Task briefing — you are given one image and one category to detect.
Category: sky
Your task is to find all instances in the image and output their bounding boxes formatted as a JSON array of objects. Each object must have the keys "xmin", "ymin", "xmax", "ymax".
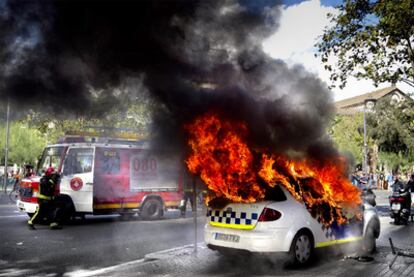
[{"xmin": 263, "ymin": 0, "xmax": 414, "ymax": 101}]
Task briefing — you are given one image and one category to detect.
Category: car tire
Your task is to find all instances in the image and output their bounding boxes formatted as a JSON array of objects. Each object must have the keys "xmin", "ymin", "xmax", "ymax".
[
  {"xmin": 288, "ymin": 230, "xmax": 314, "ymax": 266},
  {"xmin": 362, "ymin": 222, "xmax": 376, "ymax": 254},
  {"xmin": 140, "ymin": 198, "xmax": 163, "ymax": 220}
]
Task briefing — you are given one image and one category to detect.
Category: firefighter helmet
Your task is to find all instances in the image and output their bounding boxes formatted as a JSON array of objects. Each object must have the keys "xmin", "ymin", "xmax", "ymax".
[{"xmin": 45, "ymin": 166, "xmax": 55, "ymax": 176}]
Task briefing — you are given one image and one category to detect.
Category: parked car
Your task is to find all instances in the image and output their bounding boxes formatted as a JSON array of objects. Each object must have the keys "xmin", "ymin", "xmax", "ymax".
[{"xmin": 205, "ymin": 186, "xmax": 380, "ymax": 265}]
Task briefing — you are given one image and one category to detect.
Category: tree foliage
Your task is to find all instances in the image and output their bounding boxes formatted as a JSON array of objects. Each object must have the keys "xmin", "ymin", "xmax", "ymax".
[
  {"xmin": 0, "ymin": 121, "xmax": 47, "ymax": 166},
  {"xmin": 329, "ymin": 113, "xmax": 365, "ymax": 165},
  {"xmin": 22, "ymin": 100, "xmax": 154, "ymax": 145},
  {"xmin": 367, "ymin": 97, "xmax": 414, "ymax": 153},
  {"xmin": 317, "ymin": 0, "xmax": 414, "ymax": 88},
  {"xmin": 367, "ymin": 96, "xmax": 414, "ymax": 171}
]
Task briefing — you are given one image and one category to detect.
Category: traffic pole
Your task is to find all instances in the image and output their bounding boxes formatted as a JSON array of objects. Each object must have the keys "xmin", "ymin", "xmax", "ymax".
[
  {"xmin": 3, "ymin": 100, "xmax": 10, "ymax": 194},
  {"xmin": 193, "ymin": 175, "xmax": 197, "ymax": 253}
]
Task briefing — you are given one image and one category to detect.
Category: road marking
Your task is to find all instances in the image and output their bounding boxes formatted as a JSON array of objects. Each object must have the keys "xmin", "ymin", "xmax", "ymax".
[
  {"xmin": 63, "ymin": 243, "xmax": 204, "ymax": 277},
  {"xmin": 0, "ymin": 215, "xmax": 27, "ymax": 218}
]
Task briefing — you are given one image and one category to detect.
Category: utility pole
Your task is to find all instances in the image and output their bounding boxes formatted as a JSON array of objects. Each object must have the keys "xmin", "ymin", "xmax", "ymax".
[
  {"xmin": 363, "ymin": 99, "xmax": 377, "ymax": 175},
  {"xmin": 192, "ymin": 175, "xmax": 197, "ymax": 253},
  {"xmin": 363, "ymin": 104, "xmax": 367, "ymax": 174},
  {"xmin": 3, "ymin": 100, "xmax": 10, "ymax": 194}
]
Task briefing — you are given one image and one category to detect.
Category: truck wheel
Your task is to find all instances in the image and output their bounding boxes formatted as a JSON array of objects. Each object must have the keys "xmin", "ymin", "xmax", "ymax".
[
  {"xmin": 140, "ymin": 199, "xmax": 163, "ymax": 220},
  {"xmin": 61, "ymin": 201, "xmax": 75, "ymax": 223},
  {"xmin": 287, "ymin": 230, "xmax": 314, "ymax": 266}
]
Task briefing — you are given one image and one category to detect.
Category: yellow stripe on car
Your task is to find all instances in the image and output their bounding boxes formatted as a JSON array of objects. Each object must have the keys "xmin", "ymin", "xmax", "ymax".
[
  {"xmin": 315, "ymin": 236, "xmax": 362, "ymax": 248},
  {"xmin": 210, "ymin": 221, "xmax": 255, "ymax": 230}
]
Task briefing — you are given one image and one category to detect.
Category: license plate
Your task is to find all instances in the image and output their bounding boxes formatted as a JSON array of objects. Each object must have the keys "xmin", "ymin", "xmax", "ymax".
[
  {"xmin": 392, "ymin": 203, "xmax": 401, "ymax": 210},
  {"xmin": 214, "ymin": 233, "xmax": 240, "ymax": 243}
]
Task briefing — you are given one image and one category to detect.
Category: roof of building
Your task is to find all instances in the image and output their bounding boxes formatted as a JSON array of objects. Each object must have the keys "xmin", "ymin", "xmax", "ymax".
[{"xmin": 335, "ymin": 86, "xmax": 401, "ymax": 110}]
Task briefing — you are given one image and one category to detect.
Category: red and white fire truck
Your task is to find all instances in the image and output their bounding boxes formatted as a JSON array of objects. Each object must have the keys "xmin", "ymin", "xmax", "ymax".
[{"xmin": 17, "ymin": 133, "xmax": 185, "ymax": 220}]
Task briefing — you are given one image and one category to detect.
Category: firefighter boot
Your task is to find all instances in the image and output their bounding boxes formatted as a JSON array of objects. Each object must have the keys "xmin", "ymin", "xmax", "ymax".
[
  {"xmin": 50, "ymin": 222, "xmax": 62, "ymax": 230},
  {"xmin": 27, "ymin": 222, "xmax": 36, "ymax": 230}
]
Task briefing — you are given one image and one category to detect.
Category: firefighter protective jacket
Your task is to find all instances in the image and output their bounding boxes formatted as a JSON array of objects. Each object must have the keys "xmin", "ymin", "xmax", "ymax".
[{"xmin": 38, "ymin": 173, "xmax": 60, "ymax": 200}]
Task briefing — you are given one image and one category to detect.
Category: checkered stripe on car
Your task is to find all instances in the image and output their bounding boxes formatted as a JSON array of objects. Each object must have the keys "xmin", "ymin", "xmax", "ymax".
[
  {"xmin": 316, "ymin": 214, "xmax": 363, "ymax": 240},
  {"xmin": 207, "ymin": 209, "xmax": 259, "ymax": 226},
  {"xmin": 316, "ymin": 215, "xmax": 338, "ymax": 239}
]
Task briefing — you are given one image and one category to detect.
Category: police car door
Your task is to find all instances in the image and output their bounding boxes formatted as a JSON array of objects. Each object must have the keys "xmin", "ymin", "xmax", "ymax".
[{"xmin": 60, "ymin": 147, "xmax": 94, "ymax": 213}]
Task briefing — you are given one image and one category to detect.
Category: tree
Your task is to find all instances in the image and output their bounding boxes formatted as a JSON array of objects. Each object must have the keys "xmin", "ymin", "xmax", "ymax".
[
  {"xmin": 317, "ymin": 0, "xmax": 414, "ymax": 89},
  {"xmin": 21, "ymin": 99, "xmax": 155, "ymax": 144},
  {"xmin": 0, "ymin": 121, "xmax": 47, "ymax": 166},
  {"xmin": 367, "ymin": 97, "xmax": 414, "ymax": 172},
  {"xmin": 329, "ymin": 113, "xmax": 365, "ymax": 166},
  {"xmin": 368, "ymin": 97, "xmax": 414, "ymax": 153}
]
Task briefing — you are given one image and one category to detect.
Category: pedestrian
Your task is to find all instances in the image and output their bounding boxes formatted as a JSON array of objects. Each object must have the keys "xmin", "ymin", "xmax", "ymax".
[
  {"xmin": 386, "ymin": 172, "xmax": 394, "ymax": 192},
  {"xmin": 24, "ymin": 164, "xmax": 35, "ymax": 178},
  {"xmin": 179, "ymin": 175, "xmax": 195, "ymax": 217},
  {"xmin": 407, "ymin": 174, "xmax": 414, "ymax": 193},
  {"xmin": 379, "ymin": 172, "xmax": 385, "ymax": 189},
  {"xmin": 368, "ymin": 173, "xmax": 374, "ymax": 189},
  {"xmin": 351, "ymin": 172, "xmax": 359, "ymax": 186},
  {"xmin": 13, "ymin": 169, "xmax": 21, "ymax": 189},
  {"xmin": 28, "ymin": 166, "xmax": 62, "ymax": 230},
  {"xmin": 391, "ymin": 175, "xmax": 404, "ymax": 192}
]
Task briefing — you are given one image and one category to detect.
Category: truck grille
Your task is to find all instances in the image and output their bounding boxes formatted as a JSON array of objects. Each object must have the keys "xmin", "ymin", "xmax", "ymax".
[{"xmin": 19, "ymin": 187, "xmax": 33, "ymax": 197}]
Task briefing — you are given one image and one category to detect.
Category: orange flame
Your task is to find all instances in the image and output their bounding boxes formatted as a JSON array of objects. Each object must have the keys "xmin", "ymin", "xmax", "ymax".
[
  {"xmin": 186, "ymin": 112, "xmax": 362, "ymax": 226},
  {"xmin": 186, "ymin": 113, "xmax": 264, "ymax": 203}
]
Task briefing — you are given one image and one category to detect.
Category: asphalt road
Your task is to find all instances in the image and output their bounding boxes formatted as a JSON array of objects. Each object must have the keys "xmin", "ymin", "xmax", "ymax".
[
  {"xmin": 0, "ymin": 195, "xmax": 204, "ymax": 276},
  {"xmin": 96, "ymin": 189, "xmax": 414, "ymax": 277},
  {"xmin": 1, "ymin": 189, "xmax": 411, "ymax": 277}
]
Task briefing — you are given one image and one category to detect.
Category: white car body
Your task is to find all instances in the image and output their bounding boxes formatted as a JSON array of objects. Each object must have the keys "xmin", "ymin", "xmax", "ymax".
[{"xmin": 205, "ymin": 186, "xmax": 379, "ymax": 254}]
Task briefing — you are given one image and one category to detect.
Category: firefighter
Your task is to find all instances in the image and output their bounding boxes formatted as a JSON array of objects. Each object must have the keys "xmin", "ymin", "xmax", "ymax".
[{"xmin": 28, "ymin": 167, "xmax": 62, "ymax": 230}]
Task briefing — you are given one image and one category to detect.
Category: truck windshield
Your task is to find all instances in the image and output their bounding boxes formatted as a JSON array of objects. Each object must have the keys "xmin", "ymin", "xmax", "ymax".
[{"xmin": 37, "ymin": 146, "xmax": 66, "ymax": 175}]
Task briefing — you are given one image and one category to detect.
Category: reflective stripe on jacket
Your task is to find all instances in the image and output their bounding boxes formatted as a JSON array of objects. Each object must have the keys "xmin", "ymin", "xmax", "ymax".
[{"xmin": 38, "ymin": 177, "xmax": 56, "ymax": 200}]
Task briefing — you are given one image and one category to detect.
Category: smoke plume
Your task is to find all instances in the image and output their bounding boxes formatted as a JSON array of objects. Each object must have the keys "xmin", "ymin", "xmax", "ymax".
[{"xmin": 0, "ymin": 0, "xmax": 337, "ymax": 160}]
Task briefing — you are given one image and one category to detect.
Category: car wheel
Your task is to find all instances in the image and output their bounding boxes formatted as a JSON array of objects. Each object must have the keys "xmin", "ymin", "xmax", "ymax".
[
  {"xmin": 362, "ymin": 222, "xmax": 376, "ymax": 254},
  {"xmin": 140, "ymin": 198, "xmax": 163, "ymax": 220},
  {"xmin": 288, "ymin": 230, "xmax": 314, "ymax": 265}
]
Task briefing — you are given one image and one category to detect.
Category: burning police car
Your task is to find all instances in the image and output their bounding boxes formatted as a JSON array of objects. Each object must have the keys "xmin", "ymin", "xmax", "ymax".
[{"xmin": 205, "ymin": 186, "xmax": 380, "ymax": 265}]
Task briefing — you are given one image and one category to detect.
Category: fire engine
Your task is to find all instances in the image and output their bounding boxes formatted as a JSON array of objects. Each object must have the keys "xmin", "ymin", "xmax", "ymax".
[{"xmin": 17, "ymin": 131, "xmax": 185, "ymax": 221}]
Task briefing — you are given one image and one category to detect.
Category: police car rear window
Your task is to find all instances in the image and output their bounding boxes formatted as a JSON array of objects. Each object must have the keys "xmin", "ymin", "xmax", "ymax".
[{"xmin": 263, "ymin": 185, "xmax": 287, "ymax": 201}]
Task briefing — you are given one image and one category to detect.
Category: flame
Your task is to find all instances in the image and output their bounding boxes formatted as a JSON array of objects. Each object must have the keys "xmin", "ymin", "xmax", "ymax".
[
  {"xmin": 186, "ymin": 113, "xmax": 264, "ymax": 203},
  {"xmin": 186, "ymin": 112, "xmax": 362, "ymax": 226},
  {"xmin": 259, "ymin": 154, "xmax": 361, "ymax": 225}
]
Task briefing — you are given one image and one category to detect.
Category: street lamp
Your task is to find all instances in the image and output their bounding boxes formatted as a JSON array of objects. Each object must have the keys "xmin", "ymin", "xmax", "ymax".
[{"xmin": 363, "ymin": 98, "xmax": 377, "ymax": 174}]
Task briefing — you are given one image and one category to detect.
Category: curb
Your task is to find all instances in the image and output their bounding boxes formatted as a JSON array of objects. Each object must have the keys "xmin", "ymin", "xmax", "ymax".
[
  {"xmin": 63, "ymin": 243, "xmax": 204, "ymax": 277},
  {"xmin": 143, "ymin": 243, "xmax": 203, "ymax": 262}
]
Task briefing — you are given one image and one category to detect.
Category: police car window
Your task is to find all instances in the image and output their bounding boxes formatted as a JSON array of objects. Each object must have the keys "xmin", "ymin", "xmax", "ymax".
[
  {"xmin": 264, "ymin": 185, "xmax": 287, "ymax": 201},
  {"xmin": 63, "ymin": 148, "xmax": 93, "ymax": 175}
]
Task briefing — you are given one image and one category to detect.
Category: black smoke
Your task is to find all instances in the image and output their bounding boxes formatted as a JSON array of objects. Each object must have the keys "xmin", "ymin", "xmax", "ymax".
[{"xmin": 0, "ymin": 0, "xmax": 337, "ymax": 160}]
